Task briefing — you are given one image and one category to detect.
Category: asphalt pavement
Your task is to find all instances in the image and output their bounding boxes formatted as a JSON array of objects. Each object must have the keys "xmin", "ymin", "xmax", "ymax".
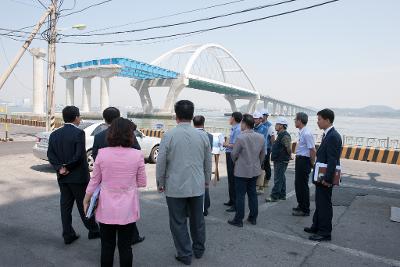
[{"xmin": 0, "ymin": 135, "xmax": 399, "ymax": 267}]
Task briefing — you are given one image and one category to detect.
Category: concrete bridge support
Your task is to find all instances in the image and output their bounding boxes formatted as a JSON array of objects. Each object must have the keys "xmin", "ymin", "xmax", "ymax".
[
  {"xmin": 225, "ymin": 95, "xmax": 238, "ymax": 112},
  {"xmin": 66, "ymin": 78, "xmax": 75, "ymax": 106},
  {"xmin": 100, "ymin": 77, "xmax": 110, "ymax": 112},
  {"xmin": 131, "ymin": 80, "xmax": 154, "ymax": 114},
  {"xmin": 162, "ymin": 78, "xmax": 187, "ymax": 113},
  {"xmin": 30, "ymin": 48, "xmax": 46, "ymax": 115},
  {"xmin": 82, "ymin": 77, "xmax": 93, "ymax": 113}
]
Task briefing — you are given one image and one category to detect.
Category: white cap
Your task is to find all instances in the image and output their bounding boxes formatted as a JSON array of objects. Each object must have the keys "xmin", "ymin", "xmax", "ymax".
[
  {"xmin": 261, "ymin": 109, "xmax": 269, "ymax": 116},
  {"xmin": 252, "ymin": 111, "xmax": 263, "ymax": 119},
  {"xmin": 275, "ymin": 117, "xmax": 288, "ymax": 125}
]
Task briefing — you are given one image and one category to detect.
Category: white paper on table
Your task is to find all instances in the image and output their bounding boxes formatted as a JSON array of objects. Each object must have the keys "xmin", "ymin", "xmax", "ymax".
[
  {"xmin": 86, "ymin": 186, "xmax": 100, "ymax": 219},
  {"xmin": 211, "ymin": 133, "xmax": 225, "ymax": 154}
]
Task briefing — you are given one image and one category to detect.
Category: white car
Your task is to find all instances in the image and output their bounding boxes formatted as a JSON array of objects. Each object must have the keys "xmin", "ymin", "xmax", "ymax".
[{"xmin": 33, "ymin": 121, "xmax": 161, "ymax": 171}]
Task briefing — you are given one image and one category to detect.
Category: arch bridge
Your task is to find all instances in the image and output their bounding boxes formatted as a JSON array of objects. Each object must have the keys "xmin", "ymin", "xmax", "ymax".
[{"xmin": 59, "ymin": 43, "xmax": 314, "ymax": 115}]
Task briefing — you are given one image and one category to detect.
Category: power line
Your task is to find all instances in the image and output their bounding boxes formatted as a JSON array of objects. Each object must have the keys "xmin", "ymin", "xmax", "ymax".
[
  {"xmin": 82, "ymin": 0, "xmax": 251, "ymax": 34},
  {"xmin": 0, "ymin": 37, "xmax": 33, "ymax": 93},
  {"xmin": 61, "ymin": 0, "xmax": 299, "ymax": 38},
  {"xmin": 60, "ymin": 0, "xmax": 112, "ymax": 17},
  {"xmin": 8, "ymin": 0, "xmax": 43, "ymax": 9},
  {"xmin": 36, "ymin": 0, "xmax": 48, "ymax": 9},
  {"xmin": 59, "ymin": 0, "xmax": 340, "ymax": 45}
]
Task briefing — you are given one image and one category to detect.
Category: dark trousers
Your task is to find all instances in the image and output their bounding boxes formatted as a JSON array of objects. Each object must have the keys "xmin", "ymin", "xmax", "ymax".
[
  {"xmin": 132, "ymin": 223, "xmax": 140, "ymax": 241},
  {"xmin": 166, "ymin": 196, "xmax": 205, "ymax": 259},
  {"xmin": 311, "ymin": 184, "xmax": 333, "ymax": 236},
  {"xmin": 59, "ymin": 183, "xmax": 99, "ymax": 240},
  {"xmin": 234, "ymin": 176, "xmax": 258, "ymax": 223},
  {"xmin": 99, "ymin": 223, "xmax": 135, "ymax": 267},
  {"xmin": 204, "ymin": 188, "xmax": 210, "ymax": 212},
  {"xmin": 270, "ymin": 161, "xmax": 288, "ymax": 199},
  {"xmin": 295, "ymin": 156, "xmax": 312, "ymax": 213},
  {"xmin": 226, "ymin": 152, "xmax": 236, "ymax": 206},
  {"xmin": 263, "ymin": 149, "xmax": 272, "ymax": 182}
]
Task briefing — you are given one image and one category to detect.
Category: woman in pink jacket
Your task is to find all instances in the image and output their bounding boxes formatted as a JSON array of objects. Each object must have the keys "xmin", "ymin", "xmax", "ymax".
[{"xmin": 84, "ymin": 118, "xmax": 147, "ymax": 267}]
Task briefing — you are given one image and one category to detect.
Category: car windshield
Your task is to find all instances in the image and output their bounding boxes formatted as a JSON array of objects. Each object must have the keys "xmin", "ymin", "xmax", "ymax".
[{"xmin": 78, "ymin": 122, "xmax": 94, "ymax": 130}]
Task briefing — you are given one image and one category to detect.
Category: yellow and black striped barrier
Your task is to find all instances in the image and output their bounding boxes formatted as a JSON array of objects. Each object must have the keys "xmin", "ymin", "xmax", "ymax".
[
  {"xmin": 140, "ymin": 128, "xmax": 164, "ymax": 138},
  {"xmin": 292, "ymin": 142, "xmax": 399, "ymax": 165},
  {"xmin": 341, "ymin": 145, "xmax": 400, "ymax": 165}
]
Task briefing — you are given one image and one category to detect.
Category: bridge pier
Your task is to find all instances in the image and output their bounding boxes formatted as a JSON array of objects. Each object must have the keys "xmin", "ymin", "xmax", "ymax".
[
  {"xmin": 225, "ymin": 95, "xmax": 238, "ymax": 112},
  {"xmin": 66, "ymin": 78, "xmax": 75, "ymax": 106},
  {"xmin": 81, "ymin": 77, "xmax": 93, "ymax": 113},
  {"xmin": 131, "ymin": 80, "xmax": 154, "ymax": 114},
  {"xmin": 162, "ymin": 77, "xmax": 187, "ymax": 113},
  {"xmin": 30, "ymin": 48, "xmax": 46, "ymax": 115}
]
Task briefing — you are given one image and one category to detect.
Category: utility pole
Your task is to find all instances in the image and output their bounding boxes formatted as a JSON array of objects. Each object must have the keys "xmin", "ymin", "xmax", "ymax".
[
  {"xmin": 46, "ymin": 0, "xmax": 58, "ymax": 131},
  {"xmin": 0, "ymin": 6, "xmax": 53, "ymax": 90}
]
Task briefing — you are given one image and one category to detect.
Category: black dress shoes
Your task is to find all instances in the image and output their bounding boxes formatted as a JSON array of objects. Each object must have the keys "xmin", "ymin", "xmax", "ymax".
[
  {"xmin": 227, "ymin": 219, "xmax": 243, "ymax": 227},
  {"xmin": 292, "ymin": 210, "xmax": 310, "ymax": 217},
  {"xmin": 88, "ymin": 231, "xmax": 100, "ymax": 240},
  {"xmin": 304, "ymin": 227, "xmax": 318, "ymax": 234},
  {"xmin": 224, "ymin": 201, "xmax": 233, "ymax": 206},
  {"xmin": 292, "ymin": 207, "xmax": 301, "ymax": 211},
  {"xmin": 64, "ymin": 234, "xmax": 80, "ymax": 245},
  {"xmin": 203, "ymin": 210, "xmax": 208, "ymax": 216},
  {"xmin": 309, "ymin": 234, "xmax": 331, "ymax": 242},
  {"xmin": 226, "ymin": 207, "xmax": 236, "ymax": 212},
  {"xmin": 246, "ymin": 218, "xmax": 256, "ymax": 225},
  {"xmin": 132, "ymin": 236, "xmax": 145, "ymax": 245},
  {"xmin": 175, "ymin": 255, "xmax": 192, "ymax": 265},
  {"xmin": 194, "ymin": 251, "xmax": 204, "ymax": 259}
]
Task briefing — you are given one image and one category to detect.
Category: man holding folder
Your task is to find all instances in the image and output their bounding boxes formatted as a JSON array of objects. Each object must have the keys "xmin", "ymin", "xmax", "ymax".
[{"xmin": 304, "ymin": 109, "xmax": 342, "ymax": 242}]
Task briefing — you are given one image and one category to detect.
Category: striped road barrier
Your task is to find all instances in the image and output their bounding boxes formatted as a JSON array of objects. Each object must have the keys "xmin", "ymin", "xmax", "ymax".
[{"xmin": 139, "ymin": 129, "xmax": 164, "ymax": 138}]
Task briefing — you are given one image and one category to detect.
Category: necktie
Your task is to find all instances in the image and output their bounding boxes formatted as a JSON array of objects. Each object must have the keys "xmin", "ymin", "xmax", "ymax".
[{"xmin": 322, "ymin": 133, "xmax": 326, "ymax": 141}]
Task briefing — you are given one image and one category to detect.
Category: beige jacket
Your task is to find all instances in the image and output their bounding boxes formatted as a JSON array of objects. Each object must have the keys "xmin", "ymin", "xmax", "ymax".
[{"xmin": 231, "ymin": 129, "xmax": 265, "ymax": 178}]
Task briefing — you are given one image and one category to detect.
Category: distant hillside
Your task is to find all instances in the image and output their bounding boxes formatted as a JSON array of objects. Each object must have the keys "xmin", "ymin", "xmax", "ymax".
[{"xmin": 331, "ymin": 105, "xmax": 400, "ymax": 118}]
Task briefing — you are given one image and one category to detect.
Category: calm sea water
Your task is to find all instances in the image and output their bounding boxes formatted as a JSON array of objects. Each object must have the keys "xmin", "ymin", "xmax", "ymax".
[{"xmin": 130, "ymin": 112, "xmax": 400, "ymax": 140}]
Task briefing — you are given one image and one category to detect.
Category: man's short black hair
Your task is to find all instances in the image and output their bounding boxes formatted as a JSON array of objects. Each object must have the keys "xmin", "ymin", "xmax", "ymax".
[
  {"xmin": 62, "ymin": 106, "xmax": 80, "ymax": 123},
  {"xmin": 103, "ymin": 107, "xmax": 120, "ymax": 124},
  {"xmin": 231, "ymin": 111, "xmax": 243, "ymax": 123},
  {"xmin": 193, "ymin": 115, "xmax": 205, "ymax": 127},
  {"xmin": 242, "ymin": 114, "xmax": 254, "ymax": 129},
  {"xmin": 174, "ymin": 100, "xmax": 194, "ymax": 121},
  {"xmin": 317, "ymin": 108, "xmax": 335, "ymax": 123},
  {"xmin": 296, "ymin": 112, "xmax": 308, "ymax": 125}
]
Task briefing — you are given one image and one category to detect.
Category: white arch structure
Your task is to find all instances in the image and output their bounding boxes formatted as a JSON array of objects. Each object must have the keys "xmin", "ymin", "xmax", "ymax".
[{"xmin": 130, "ymin": 43, "xmax": 261, "ymax": 114}]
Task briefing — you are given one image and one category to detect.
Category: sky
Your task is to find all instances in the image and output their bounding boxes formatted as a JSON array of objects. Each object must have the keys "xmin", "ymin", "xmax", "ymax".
[{"xmin": 0, "ymin": 0, "xmax": 399, "ymax": 111}]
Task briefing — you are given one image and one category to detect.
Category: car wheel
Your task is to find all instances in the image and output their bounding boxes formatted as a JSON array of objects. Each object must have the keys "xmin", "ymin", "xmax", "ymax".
[
  {"xmin": 150, "ymin": 146, "xmax": 159, "ymax": 163},
  {"xmin": 87, "ymin": 150, "xmax": 94, "ymax": 172}
]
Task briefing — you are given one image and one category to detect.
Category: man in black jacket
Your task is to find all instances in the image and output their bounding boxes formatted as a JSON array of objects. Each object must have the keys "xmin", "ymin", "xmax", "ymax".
[
  {"xmin": 304, "ymin": 109, "xmax": 342, "ymax": 242},
  {"xmin": 92, "ymin": 107, "xmax": 140, "ymax": 160},
  {"xmin": 193, "ymin": 115, "xmax": 213, "ymax": 216},
  {"xmin": 47, "ymin": 106, "xmax": 100, "ymax": 245},
  {"xmin": 92, "ymin": 107, "xmax": 145, "ymax": 245}
]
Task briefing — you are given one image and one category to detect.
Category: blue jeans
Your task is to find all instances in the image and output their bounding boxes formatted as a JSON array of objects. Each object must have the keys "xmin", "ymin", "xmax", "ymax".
[
  {"xmin": 271, "ymin": 161, "xmax": 288, "ymax": 199},
  {"xmin": 234, "ymin": 176, "xmax": 258, "ymax": 223}
]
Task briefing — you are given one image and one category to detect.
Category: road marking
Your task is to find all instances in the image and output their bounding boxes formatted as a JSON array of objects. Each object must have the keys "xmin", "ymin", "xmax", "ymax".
[{"xmin": 141, "ymin": 197, "xmax": 400, "ymax": 267}]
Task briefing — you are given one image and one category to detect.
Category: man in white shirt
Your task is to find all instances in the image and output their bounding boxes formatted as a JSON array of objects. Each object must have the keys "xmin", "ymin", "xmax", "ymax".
[{"xmin": 293, "ymin": 112, "xmax": 316, "ymax": 216}]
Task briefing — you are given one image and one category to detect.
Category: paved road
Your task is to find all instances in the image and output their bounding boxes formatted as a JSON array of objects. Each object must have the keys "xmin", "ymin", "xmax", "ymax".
[{"xmin": 0, "ymin": 140, "xmax": 399, "ymax": 267}]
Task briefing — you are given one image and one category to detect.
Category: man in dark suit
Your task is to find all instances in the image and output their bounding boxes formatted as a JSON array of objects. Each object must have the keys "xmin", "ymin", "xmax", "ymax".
[
  {"xmin": 304, "ymin": 109, "xmax": 342, "ymax": 242},
  {"xmin": 193, "ymin": 115, "xmax": 213, "ymax": 216},
  {"xmin": 92, "ymin": 107, "xmax": 145, "ymax": 245},
  {"xmin": 47, "ymin": 106, "xmax": 100, "ymax": 245}
]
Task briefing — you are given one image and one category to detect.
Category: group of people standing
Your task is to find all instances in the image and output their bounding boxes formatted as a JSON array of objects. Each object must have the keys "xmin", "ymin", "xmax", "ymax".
[
  {"xmin": 47, "ymin": 100, "xmax": 341, "ymax": 266},
  {"xmin": 223, "ymin": 108, "xmax": 342, "ymax": 243}
]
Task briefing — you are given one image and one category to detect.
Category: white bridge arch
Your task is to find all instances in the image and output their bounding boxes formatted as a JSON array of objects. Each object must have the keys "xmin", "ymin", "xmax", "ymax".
[{"xmin": 131, "ymin": 43, "xmax": 261, "ymax": 114}]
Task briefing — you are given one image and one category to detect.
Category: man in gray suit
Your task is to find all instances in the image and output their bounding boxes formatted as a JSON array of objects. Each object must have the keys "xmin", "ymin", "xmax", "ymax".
[
  {"xmin": 156, "ymin": 100, "xmax": 212, "ymax": 265},
  {"xmin": 228, "ymin": 114, "xmax": 265, "ymax": 227}
]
